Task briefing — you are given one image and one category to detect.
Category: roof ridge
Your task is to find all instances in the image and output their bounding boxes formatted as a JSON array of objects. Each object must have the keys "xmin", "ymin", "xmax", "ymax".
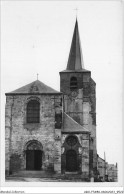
[{"xmin": 6, "ymin": 80, "xmax": 60, "ymax": 94}]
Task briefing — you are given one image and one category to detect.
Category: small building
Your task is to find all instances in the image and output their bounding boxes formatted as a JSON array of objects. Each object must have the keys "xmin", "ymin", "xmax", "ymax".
[
  {"xmin": 107, "ymin": 164, "xmax": 118, "ymax": 182},
  {"xmin": 97, "ymin": 155, "xmax": 118, "ymax": 182},
  {"xmin": 97, "ymin": 155, "xmax": 107, "ymax": 181}
]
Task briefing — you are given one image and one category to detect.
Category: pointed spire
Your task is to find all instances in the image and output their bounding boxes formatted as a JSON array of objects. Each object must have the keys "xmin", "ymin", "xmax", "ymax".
[{"xmin": 66, "ymin": 19, "xmax": 84, "ymax": 70}]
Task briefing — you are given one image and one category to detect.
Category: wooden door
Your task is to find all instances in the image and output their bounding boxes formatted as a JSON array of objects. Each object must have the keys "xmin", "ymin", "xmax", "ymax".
[
  {"xmin": 26, "ymin": 150, "xmax": 35, "ymax": 170},
  {"xmin": 26, "ymin": 150, "xmax": 42, "ymax": 170},
  {"xmin": 66, "ymin": 150, "xmax": 77, "ymax": 172},
  {"xmin": 34, "ymin": 150, "xmax": 42, "ymax": 170}
]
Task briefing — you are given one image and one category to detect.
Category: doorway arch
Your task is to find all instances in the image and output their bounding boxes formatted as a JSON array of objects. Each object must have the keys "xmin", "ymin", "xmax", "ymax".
[
  {"xmin": 66, "ymin": 150, "xmax": 78, "ymax": 172},
  {"xmin": 25, "ymin": 140, "xmax": 42, "ymax": 170}
]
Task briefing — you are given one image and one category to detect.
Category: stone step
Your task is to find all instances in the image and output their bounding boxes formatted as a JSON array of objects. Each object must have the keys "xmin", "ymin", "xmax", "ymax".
[
  {"xmin": 13, "ymin": 170, "xmax": 53, "ymax": 175},
  {"xmin": 65, "ymin": 171, "xmax": 78, "ymax": 174},
  {"xmin": 11, "ymin": 170, "xmax": 54, "ymax": 177},
  {"xmin": 8, "ymin": 170, "xmax": 90, "ymax": 181}
]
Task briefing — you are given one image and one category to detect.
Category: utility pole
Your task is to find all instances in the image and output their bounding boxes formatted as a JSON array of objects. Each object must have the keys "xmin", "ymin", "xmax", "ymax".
[{"xmin": 104, "ymin": 151, "xmax": 108, "ymax": 181}]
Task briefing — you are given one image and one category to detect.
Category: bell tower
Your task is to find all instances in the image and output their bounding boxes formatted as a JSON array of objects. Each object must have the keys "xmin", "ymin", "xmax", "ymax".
[
  {"xmin": 60, "ymin": 19, "xmax": 94, "ymax": 127},
  {"xmin": 60, "ymin": 19, "xmax": 97, "ymax": 177}
]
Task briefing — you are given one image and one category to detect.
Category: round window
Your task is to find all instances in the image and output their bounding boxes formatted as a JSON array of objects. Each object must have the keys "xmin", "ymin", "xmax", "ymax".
[{"xmin": 66, "ymin": 136, "xmax": 77, "ymax": 147}]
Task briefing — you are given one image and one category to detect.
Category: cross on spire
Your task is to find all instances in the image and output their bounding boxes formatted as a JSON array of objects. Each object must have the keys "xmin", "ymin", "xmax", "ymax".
[
  {"xmin": 37, "ymin": 73, "xmax": 39, "ymax": 80},
  {"xmin": 74, "ymin": 8, "xmax": 78, "ymax": 17}
]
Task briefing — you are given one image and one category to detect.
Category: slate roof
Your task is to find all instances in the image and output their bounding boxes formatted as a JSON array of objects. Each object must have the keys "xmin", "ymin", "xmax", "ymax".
[
  {"xmin": 62, "ymin": 112, "xmax": 89, "ymax": 133},
  {"xmin": 97, "ymin": 155, "xmax": 105, "ymax": 162},
  {"xmin": 6, "ymin": 80, "xmax": 61, "ymax": 95}
]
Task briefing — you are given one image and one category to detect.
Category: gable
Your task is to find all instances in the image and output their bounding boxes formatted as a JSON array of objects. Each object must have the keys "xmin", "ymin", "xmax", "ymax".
[{"xmin": 5, "ymin": 80, "xmax": 61, "ymax": 95}]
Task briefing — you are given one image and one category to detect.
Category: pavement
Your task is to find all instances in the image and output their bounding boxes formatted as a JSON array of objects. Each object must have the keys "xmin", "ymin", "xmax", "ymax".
[
  {"xmin": 6, "ymin": 177, "xmax": 82, "ymax": 182},
  {"xmin": 5, "ymin": 171, "xmax": 89, "ymax": 182}
]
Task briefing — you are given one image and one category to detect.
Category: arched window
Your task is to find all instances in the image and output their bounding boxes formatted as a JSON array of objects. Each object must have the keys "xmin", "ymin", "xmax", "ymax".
[
  {"xmin": 70, "ymin": 77, "xmax": 77, "ymax": 90},
  {"xmin": 27, "ymin": 100, "xmax": 40, "ymax": 123}
]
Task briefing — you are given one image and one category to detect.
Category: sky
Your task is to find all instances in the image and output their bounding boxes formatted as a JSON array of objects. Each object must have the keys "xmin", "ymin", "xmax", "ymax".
[{"xmin": 1, "ymin": 0, "xmax": 123, "ymax": 175}]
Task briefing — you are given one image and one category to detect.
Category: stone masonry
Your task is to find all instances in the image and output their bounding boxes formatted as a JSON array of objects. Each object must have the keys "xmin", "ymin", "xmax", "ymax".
[{"xmin": 5, "ymin": 93, "xmax": 62, "ymax": 174}]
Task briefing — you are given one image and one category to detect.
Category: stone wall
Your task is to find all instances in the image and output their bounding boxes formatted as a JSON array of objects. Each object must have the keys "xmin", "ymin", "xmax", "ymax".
[
  {"xmin": 5, "ymin": 94, "xmax": 62, "ymax": 174},
  {"xmin": 81, "ymin": 134, "xmax": 90, "ymax": 178},
  {"xmin": 64, "ymin": 89, "xmax": 83, "ymax": 125},
  {"xmin": 54, "ymin": 129, "xmax": 61, "ymax": 173}
]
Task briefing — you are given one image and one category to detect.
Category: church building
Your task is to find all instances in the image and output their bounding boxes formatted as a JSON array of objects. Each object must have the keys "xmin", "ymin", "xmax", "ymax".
[{"xmin": 5, "ymin": 19, "xmax": 97, "ymax": 180}]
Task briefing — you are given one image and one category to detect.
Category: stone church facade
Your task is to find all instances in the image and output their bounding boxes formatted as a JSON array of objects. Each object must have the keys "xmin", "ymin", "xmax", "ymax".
[{"xmin": 5, "ymin": 20, "xmax": 97, "ymax": 180}]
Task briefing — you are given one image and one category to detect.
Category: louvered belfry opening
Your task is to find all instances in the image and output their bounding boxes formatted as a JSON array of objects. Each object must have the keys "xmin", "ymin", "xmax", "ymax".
[
  {"xmin": 27, "ymin": 100, "xmax": 40, "ymax": 123},
  {"xmin": 70, "ymin": 76, "xmax": 78, "ymax": 90}
]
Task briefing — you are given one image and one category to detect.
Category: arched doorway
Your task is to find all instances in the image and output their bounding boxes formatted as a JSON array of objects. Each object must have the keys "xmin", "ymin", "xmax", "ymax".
[
  {"xmin": 66, "ymin": 150, "xmax": 78, "ymax": 172},
  {"xmin": 26, "ymin": 140, "xmax": 42, "ymax": 170}
]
